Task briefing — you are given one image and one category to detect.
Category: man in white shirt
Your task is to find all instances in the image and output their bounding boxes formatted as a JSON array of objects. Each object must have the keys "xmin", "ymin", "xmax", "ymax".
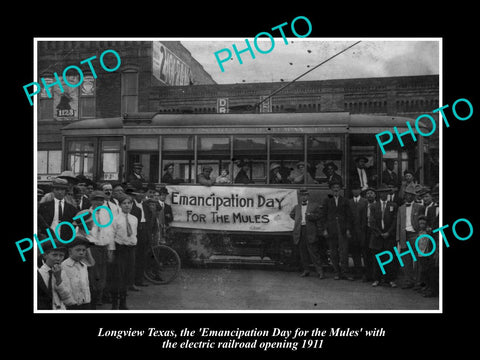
[
  {"xmin": 351, "ymin": 156, "xmax": 372, "ymax": 191},
  {"xmin": 88, "ymin": 190, "xmax": 115, "ymax": 306}
]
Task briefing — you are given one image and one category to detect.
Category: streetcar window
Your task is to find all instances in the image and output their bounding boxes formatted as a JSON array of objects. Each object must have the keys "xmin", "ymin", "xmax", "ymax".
[
  {"xmin": 270, "ymin": 136, "xmax": 305, "ymax": 184},
  {"xmin": 197, "ymin": 136, "xmax": 230, "ymax": 182},
  {"xmin": 233, "ymin": 136, "xmax": 267, "ymax": 184},
  {"xmin": 307, "ymin": 135, "xmax": 343, "ymax": 186},
  {"xmin": 162, "ymin": 136, "xmax": 194, "ymax": 184}
]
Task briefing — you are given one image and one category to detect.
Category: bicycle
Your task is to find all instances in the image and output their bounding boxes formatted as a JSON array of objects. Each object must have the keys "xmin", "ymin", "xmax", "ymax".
[{"xmin": 144, "ymin": 225, "xmax": 181, "ymax": 285}]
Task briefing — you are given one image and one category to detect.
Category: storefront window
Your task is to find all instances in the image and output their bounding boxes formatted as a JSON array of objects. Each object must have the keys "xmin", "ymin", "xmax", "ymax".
[
  {"xmin": 100, "ymin": 139, "xmax": 121, "ymax": 181},
  {"xmin": 66, "ymin": 140, "xmax": 94, "ymax": 178}
]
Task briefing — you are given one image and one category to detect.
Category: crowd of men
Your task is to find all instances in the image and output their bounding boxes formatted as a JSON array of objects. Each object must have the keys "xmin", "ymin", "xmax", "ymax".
[
  {"xmin": 36, "ymin": 154, "xmax": 439, "ymax": 311},
  {"xmin": 37, "ymin": 170, "xmax": 173, "ymax": 310},
  {"xmin": 290, "ymin": 157, "xmax": 439, "ymax": 298}
]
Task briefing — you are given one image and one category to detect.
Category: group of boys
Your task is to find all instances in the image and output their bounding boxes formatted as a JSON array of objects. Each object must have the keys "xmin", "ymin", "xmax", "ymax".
[
  {"xmin": 37, "ymin": 172, "xmax": 173, "ymax": 310},
  {"xmin": 290, "ymin": 175, "xmax": 439, "ymax": 298}
]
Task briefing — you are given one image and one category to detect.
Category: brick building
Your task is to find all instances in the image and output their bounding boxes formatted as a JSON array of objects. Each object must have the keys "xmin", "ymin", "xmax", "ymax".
[{"xmin": 37, "ymin": 40, "xmax": 216, "ymax": 182}]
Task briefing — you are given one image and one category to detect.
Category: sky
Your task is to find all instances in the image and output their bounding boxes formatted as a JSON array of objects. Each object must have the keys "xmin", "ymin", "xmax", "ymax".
[{"xmin": 181, "ymin": 39, "xmax": 440, "ymax": 84}]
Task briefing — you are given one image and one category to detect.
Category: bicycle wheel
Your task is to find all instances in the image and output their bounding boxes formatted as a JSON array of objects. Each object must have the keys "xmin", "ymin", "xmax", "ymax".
[{"xmin": 144, "ymin": 245, "xmax": 181, "ymax": 284}]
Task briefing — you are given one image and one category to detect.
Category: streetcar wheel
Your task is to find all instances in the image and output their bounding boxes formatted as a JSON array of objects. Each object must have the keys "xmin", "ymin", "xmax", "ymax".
[{"xmin": 144, "ymin": 245, "xmax": 181, "ymax": 284}]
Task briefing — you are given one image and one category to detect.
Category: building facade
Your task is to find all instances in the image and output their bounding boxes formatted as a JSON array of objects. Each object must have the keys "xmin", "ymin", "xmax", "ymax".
[
  {"xmin": 36, "ymin": 41, "xmax": 439, "ymax": 186},
  {"xmin": 37, "ymin": 40, "xmax": 216, "ymax": 182}
]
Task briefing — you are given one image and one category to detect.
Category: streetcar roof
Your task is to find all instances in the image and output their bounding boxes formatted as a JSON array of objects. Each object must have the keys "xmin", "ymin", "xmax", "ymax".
[{"xmin": 61, "ymin": 112, "xmax": 427, "ymax": 132}]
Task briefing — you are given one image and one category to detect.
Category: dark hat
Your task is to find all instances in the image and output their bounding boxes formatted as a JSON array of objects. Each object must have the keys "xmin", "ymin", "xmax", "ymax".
[
  {"xmin": 299, "ymin": 187, "xmax": 309, "ymax": 195},
  {"xmin": 403, "ymin": 169, "xmax": 415, "ymax": 176},
  {"xmin": 75, "ymin": 174, "xmax": 95, "ymax": 186},
  {"xmin": 89, "ymin": 190, "xmax": 106, "ymax": 201},
  {"xmin": 147, "ymin": 183, "xmax": 156, "ymax": 190},
  {"xmin": 125, "ymin": 184, "xmax": 139, "ymax": 194},
  {"xmin": 329, "ymin": 179, "xmax": 342, "ymax": 188},
  {"xmin": 158, "ymin": 186, "xmax": 169, "ymax": 195},
  {"xmin": 66, "ymin": 234, "xmax": 94, "ymax": 249},
  {"xmin": 417, "ymin": 215, "xmax": 428, "ymax": 222},
  {"xmin": 52, "ymin": 177, "xmax": 69, "ymax": 189},
  {"xmin": 232, "ymin": 158, "xmax": 248, "ymax": 167},
  {"xmin": 376, "ymin": 183, "xmax": 391, "ymax": 192},
  {"xmin": 133, "ymin": 162, "xmax": 143, "ymax": 168},
  {"xmin": 324, "ymin": 161, "xmax": 338, "ymax": 171},
  {"xmin": 202, "ymin": 165, "xmax": 213, "ymax": 171},
  {"xmin": 37, "ymin": 234, "xmax": 67, "ymax": 255},
  {"xmin": 417, "ymin": 186, "xmax": 431, "ymax": 196},
  {"xmin": 355, "ymin": 156, "xmax": 369, "ymax": 163},
  {"xmin": 163, "ymin": 162, "xmax": 174, "ymax": 171},
  {"xmin": 57, "ymin": 170, "xmax": 79, "ymax": 184},
  {"xmin": 296, "ymin": 161, "xmax": 307, "ymax": 168},
  {"xmin": 364, "ymin": 187, "xmax": 377, "ymax": 194}
]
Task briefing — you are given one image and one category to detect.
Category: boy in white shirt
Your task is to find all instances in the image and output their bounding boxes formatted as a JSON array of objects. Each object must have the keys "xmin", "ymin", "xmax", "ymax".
[
  {"xmin": 62, "ymin": 235, "xmax": 94, "ymax": 310},
  {"xmin": 109, "ymin": 193, "xmax": 138, "ymax": 310}
]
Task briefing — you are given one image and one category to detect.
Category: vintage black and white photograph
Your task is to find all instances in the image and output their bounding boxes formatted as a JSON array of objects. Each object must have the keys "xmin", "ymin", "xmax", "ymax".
[{"xmin": 34, "ymin": 38, "xmax": 441, "ymax": 312}]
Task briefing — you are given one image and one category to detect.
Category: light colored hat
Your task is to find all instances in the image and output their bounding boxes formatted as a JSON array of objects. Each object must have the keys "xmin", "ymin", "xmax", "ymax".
[
  {"xmin": 52, "ymin": 177, "xmax": 69, "ymax": 189},
  {"xmin": 270, "ymin": 163, "xmax": 281, "ymax": 171},
  {"xmin": 404, "ymin": 183, "xmax": 417, "ymax": 195}
]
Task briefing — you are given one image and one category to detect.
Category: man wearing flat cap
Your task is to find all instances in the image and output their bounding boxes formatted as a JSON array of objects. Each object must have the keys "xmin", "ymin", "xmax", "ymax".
[
  {"xmin": 127, "ymin": 162, "xmax": 147, "ymax": 184},
  {"xmin": 396, "ymin": 183, "xmax": 424, "ymax": 289},
  {"xmin": 38, "ymin": 178, "xmax": 79, "ymax": 242},
  {"xmin": 161, "ymin": 162, "xmax": 183, "ymax": 184}
]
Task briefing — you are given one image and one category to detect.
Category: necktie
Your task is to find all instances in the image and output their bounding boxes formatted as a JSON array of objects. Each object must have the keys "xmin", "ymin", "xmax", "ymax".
[
  {"xmin": 126, "ymin": 214, "xmax": 132, "ymax": 237},
  {"xmin": 58, "ymin": 200, "xmax": 63, "ymax": 220},
  {"xmin": 381, "ymin": 201, "xmax": 386, "ymax": 229},
  {"xmin": 48, "ymin": 269, "xmax": 53, "ymax": 294}
]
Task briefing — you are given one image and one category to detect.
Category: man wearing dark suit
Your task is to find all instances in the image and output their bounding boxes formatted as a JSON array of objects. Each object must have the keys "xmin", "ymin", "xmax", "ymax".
[
  {"xmin": 382, "ymin": 159, "xmax": 399, "ymax": 187},
  {"xmin": 370, "ymin": 184, "xmax": 398, "ymax": 287},
  {"xmin": 320, "ymin": 180, "xmax": 353, "ymax": 280},
  {"xmin": 350, "ymin": 156, "xmax": 374, "ymax": 191},
  {"xmin": 38, "ymin": 178, "xmax": 78, "ymax": 243},
  {"xmin": 128, "ymin": 162, "xmax": 147, "ymax": 184},
  {"xmin": 348, "ymin": 182, "xmax": 368, "ymax": 279},
  {"xmin": 130, "ymin": 185, "xmax": 152, "ymax": 288},
  {"xmin": 396, "ymin": 183, "xmax": 425, "ymax": 289},
  {"xmin": 290, "ymin": 188, "xmax": 324, "ymax": 278}
]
